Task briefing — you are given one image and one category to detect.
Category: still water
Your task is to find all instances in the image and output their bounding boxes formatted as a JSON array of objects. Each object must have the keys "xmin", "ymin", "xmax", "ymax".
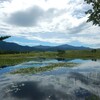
[{"xmin": 0, "ymin": 58, "xmax": 100, "ymax": 100}]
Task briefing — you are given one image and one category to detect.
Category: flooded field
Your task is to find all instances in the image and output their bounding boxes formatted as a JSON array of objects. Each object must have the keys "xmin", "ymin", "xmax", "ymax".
[{"xmin": 0, "ymin": 58, "xmax": 100, "ymax": 100}]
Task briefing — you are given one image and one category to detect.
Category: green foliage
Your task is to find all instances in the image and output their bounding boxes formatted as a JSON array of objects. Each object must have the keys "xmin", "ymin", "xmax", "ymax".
[
  {"xmin": 0, "ymin": 50, "xmax": 20, "ymax": 54},
  {"xmin": 0, "ymin": 36, "xmax": 11, "ymax": 41},
  {"xmin": 91, "ymin": 49, "xmax": 97, "ymax": 53},
  {"xmin": 57, "ymin": 50, "xmax": 66, "ymax": 57},
  {"xmin": 85, "ymin": 0, "xmax": 100, "ymax": 26}
]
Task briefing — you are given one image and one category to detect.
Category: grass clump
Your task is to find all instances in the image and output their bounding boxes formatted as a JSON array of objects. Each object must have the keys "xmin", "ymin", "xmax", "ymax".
[{"xmin": 11, "ymin": 62, "xmax": 78, "ymax": 74}]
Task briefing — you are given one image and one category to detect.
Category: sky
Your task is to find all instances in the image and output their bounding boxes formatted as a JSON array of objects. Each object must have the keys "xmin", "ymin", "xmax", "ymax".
[{"xmin": 0, "ymin": 0, "xmax": 100, "ymax": 48}]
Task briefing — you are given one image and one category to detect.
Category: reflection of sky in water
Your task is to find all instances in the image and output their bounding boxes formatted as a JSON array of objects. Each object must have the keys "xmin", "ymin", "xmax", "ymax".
[
  {"xmin": 40, "ymin": 61, "xmax": 100, "ymax": 75},
  {"xmin": 0, "ymin": 59, "xmax": 100, "ymax": 100},
  {"xmin": 0, "ymin": 71, "xmax": 100, "ymax": 100},
  {"xmin": 0, "ymin": 58, "xmax": 98, "ymax": 75},
  {"xmin": 0, "ymin": 63, "xmax": 48, "ymax": 75},
  {"xmin": 0, "ymin": 58, "xmax": 62, "ymax": 74},
  {"xmin": 68, "ymin": 59, "xmax": 91, "ymax": 63}
]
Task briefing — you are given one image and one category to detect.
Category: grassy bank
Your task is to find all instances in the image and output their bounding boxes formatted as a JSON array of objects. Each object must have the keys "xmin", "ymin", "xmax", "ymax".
[
  {"xmin": 30, "ymin": 50, "xmax": 100, "ymax": 59},
  {"xmin": 62, "ymin": 49, "xmax": 100, "ymax": 58},
  {"xmin": 0, "ymin": 52, "xmax": 57, "ymax": 67},
  {"xmin": 0, "ymin": 53, "xmax": 34, "ymax": 67},
  {"xmin": 11, "ymin": 62, "xmax": 77, "ymax": 74},
  {"xmin": 0, "ymin": 49, "xmax": 100, "ymax": 67}
]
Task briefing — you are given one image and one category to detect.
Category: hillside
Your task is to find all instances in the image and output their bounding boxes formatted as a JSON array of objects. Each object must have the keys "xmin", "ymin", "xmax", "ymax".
[{"xmin": 0, "ymin": 41, "xmax": 90, "ymax": 52}]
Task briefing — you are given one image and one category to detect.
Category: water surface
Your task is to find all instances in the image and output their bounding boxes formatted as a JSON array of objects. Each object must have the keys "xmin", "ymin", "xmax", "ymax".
[{"xmin": 0, "ymin": 58, "xmax": 100, "ymax": 100}]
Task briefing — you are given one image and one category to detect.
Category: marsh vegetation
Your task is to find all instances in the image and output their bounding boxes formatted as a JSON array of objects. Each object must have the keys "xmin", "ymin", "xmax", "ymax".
[
  {"xmin": 11, "ymin": 62, "xmax": 78, "ymax": 74},
  {"xmin": 0, "ymin": 49, "xmax": 100, "ymax": 67}
]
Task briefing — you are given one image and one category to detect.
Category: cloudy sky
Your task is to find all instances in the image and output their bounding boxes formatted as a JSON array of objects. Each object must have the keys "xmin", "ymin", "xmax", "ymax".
[{"xmin": 0, "ymin": 0, "xmax": 100, "ymax": 48}]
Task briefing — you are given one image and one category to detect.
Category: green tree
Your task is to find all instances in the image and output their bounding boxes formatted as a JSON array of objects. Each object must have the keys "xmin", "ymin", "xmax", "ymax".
[
  {"xmin": 0, "ymin": 36, "xmax": 11, "ymax": 41},
  {"xmin": 85, "ymin": 0, "xmax": 100, "ymax": 26},
  {"xmin": 57, "ymin": 50, "xmax": 66, "ymax": 57}
]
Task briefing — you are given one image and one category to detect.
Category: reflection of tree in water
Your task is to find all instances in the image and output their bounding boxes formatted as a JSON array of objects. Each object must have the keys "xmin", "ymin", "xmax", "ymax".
[
  {"xmin": 56, "ymin": 58, "xmax": 72, "ymax": 62},
  {"xmin": 91, "ymin": 58, "xmax": 97, "ymax": 62}
]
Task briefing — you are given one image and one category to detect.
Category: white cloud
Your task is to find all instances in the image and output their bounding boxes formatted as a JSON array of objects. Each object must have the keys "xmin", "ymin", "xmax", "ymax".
[
  {"xmin": 8, "ymin": 40, "xmax": 40, "ymax": 46},
  {"xmin": 0, "ymin": 0, "xmax": 100, "ymax": 48}
]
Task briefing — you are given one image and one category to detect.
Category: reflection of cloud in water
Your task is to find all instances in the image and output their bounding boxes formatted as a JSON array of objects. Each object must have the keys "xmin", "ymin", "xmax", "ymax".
[
  {"xmin": 0, "ymin": 72, "xmax": 100, "ymax": 100},
  {"xmin": 3, "ymin": 81, "xmax": 73, "ymax": 100},
  {"xmin": 71, "ymin": 61, "xmax": 100, "ymax": 72},
  {"xmin": 0, "ymin": 60, "xmax": 100, "ymax": 100},
  {"xmin": 73, "ymin": 61, "xmax": 100, "ymax": 69}
]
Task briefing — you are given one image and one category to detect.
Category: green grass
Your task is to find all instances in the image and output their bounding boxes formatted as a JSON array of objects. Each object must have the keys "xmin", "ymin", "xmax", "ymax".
[
  {"xmin": 11, "ymin": 62, "xmax": 78, "ymax": 74},
  {"xmin": 0, "ymin": 53, "xmax": 34, "ymax": 67},
  {"xmin": 0, "ymin": 49, "xmax": 100, "ymax": 67},
  {"xmin": 58, "ymin": 49, "xmax": 100, "ymax": 58},
  {"xmin": 0, "ymin": 52, "xmax": 57, "ymax": 67}
]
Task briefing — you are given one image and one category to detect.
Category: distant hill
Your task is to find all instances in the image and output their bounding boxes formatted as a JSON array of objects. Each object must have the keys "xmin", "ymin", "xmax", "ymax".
[
  {"xmin": 49, "ymin": 44, "xmax": 89, "ymax": 51},
  {"xmin": 0, "ymin": 41, "xmax": 36, "ymax": 52},
  {"xmin": 0, "ymin": 41, "xmax": 90, "ymax": 52},
  {"xmin": 34, "ymin": 45, "xmax": 51, "ymax": 51}
]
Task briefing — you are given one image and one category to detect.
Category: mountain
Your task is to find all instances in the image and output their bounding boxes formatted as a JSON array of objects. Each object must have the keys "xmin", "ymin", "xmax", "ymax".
[
  {"xmin": 34, "ymin": 45, "xmax": 51, "ymax": 51},
  {"xmin": 49, "ymin": 44, "xmax": 89, "ymax": 51},
  {"xmin": 0, "ymin": 41, "xmax": 36, "ymax": 52},
  {"xmin": 0, "ymin": 41, "xmax": 90, "ymax": 52}
]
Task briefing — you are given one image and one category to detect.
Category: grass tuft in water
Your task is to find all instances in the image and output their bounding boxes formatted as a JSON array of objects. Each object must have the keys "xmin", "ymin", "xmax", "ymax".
[{"xmin": 11, "ymin": 62, "xmax": 78, "ymax": 74}]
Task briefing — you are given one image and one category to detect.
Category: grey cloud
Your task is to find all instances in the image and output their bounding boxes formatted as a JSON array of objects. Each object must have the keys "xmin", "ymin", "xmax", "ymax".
[
  {"xmin": 67, "ymin": 22, "xmax": 89, "ymax": 34},
  {"xmin": 6, "ymin": 6, "xmax": 44, "ymax": 27},
  {"xmin": 6, "ymin": 5, "xmax": 66, "ymax": 27}
]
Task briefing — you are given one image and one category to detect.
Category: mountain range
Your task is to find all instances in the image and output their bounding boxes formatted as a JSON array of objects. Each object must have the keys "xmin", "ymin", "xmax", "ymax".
[{"xmin": 0, "ymin": 41, "xmax": 90, "ymax": 52}]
